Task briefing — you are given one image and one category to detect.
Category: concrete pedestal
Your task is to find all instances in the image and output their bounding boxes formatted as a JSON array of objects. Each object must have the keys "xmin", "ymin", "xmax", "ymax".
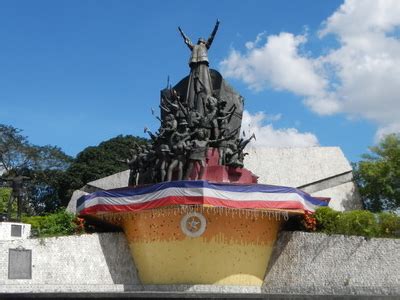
[
  {"xmin": 120, "ymin": 207, "xmax": 282, "ymax": 286},
  {"xmin": 0, "ymin": 222, "xmax": 31, "ymax": 241}
]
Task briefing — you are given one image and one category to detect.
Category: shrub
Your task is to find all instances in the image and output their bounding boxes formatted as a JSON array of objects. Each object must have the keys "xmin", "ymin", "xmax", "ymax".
[
  {"xmin": 314, "ymin": 207, "xmax": 340, "ymax": 234},
  {"xmin": 22, "ymin": 210, "xmax": 82, "ymax": 237},
  {"xmin": 335, "ymin": 210, "xmax": 379, "ymax": 238},
  {"xmin": 313, "ymin": 207, "xmax": 400, "ymax": 238},
  {"xmin": 378, "ymin": 212, "xmax": 400, "ymax": 238}
]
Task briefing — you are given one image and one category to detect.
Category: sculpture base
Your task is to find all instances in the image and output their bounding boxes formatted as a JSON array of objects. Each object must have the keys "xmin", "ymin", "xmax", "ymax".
[
  {"xmin": 121, "ymin": 206, "xmax": 282, "ymax": 286},
  {"xmin": 187, "ymin": 148, "xmax": 258, "ymax": 183},
  {"xmin": 78, "ymin": 180, "xmax": 327, "ymax": 286}
]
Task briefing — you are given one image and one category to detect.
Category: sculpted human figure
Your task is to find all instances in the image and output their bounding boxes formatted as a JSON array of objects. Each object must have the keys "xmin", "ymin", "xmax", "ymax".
[
  {"xmin": 157, "ymin": 144, "xmax": 171, "ymax": 182},
  {"xmin": 178, "ymin": 19, "xmax": 220, "ymax": 115},
  {"xmin": 184, "ymin": 129, "xmax": 209, "ymax": 180},
  {"xmin": 226, "ymin": 133, "xmax": 256, "ymax": 168},
  {"xmin": 127, "ymin": 148, "xmax": 140, "ymax": 186},
  {"xmin": 161, "ymin": 91, "xmax": 189, "ymax": 126},
  {"xmin": 133, "ymin": 144, "xmax": 149, "ymax": 184},
  {"xmin": 1, "ymin": 171, "xmax": 30, "ymax": 221},
  {"xmin": 118, "ymin": 146, "xmax": 141, "ymax": 186},
  {"xmin": 184, "ymin": 128, "xmax": 234, "ymax": 180},
  {"xmin": 188, "ymin": 110, "xmax": 202, "ymax": 130},
  {"xmin": 167, "ymin": 120, "xmax": 192, "ymax": 181},
  {"xmin": 162, "ymin": 114, "xmax": 178, "ymax": 137},
  {"xmin": 216, "ymin": 126, "xmax": 240, "ymax": 166},
  {"xmin": 217, "ymin": 100, "xmax": 236, "ymax": 131},
  {"xmin": 216, "ymin": 100, "xmax": 237, "ymax": 165},
  {"xmin": 202, "ymin": 95, "xmax": 220, "ymax": 140}
]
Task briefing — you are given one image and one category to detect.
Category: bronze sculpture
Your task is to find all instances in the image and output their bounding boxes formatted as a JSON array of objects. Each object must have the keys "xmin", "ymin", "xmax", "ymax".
[
  {"xmin": 1, "ymin": 171, "xmax": 30, "ymax": 221},
  {"xmin": 120, "ymin": 20, "xmax": 255, "ymax": 186},
  {"xmin": 178, "ymin": 20, "xmax": 220, "ymax": 116}
]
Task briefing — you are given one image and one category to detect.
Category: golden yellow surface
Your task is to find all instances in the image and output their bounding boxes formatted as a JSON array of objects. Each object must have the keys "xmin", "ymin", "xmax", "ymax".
[{"xmin": 122, "ymin": 208, "xmax": 282, "ymax": 286}]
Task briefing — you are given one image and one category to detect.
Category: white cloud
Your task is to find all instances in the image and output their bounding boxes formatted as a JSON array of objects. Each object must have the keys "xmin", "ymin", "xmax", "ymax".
[
  {"xmin": 241, "ymin": 110, "xmax": 319, "ymax": 148},
  {"xmin": 320, "ymin": 0, "xmax": 400, "ymax": 133},
  {"xmin": 266, "ymin": 113, "xmax": 282, "ymax": 122},
  {"xmin": 375, "ymin": 122, "xmax": 400, "ymax": 142},
  {"xmin": 220, "ymin": 32, "xmax": 325, "ymax": 95},
  {"xmin": 221, "ymin": 0, "xmax": 400, "ymax": 141},
  {"xmin": 245, "ymin": 32, "xmax": 266, "ymax": 50},
  {"xmin": 220, "ymin": 32, "xmax": 338, "ymax": 115},
  {"xmin": 319, "ymin": 0, "xmax": 400, "ymax": 38}
]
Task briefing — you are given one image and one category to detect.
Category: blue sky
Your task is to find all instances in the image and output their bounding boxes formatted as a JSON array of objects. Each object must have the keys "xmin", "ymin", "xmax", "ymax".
[{"xmin": 1, "ymin": 0, "xmax": 398, "ymax": 162}]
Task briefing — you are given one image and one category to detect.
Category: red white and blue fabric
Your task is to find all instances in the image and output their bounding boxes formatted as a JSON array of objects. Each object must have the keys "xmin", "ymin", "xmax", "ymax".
[{"xmin": 76, "ymin": 180, "xmax": 329, "ymax": 215}]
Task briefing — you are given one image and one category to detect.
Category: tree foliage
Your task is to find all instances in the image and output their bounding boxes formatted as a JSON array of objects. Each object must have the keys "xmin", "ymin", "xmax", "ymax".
[
  {"xmin": 1, "ymin": 124, "xmax": 147, "ymax": 213},
  {"xmin": 0, "ymin": 124, "xmax": 70, "ymax": 172},
  {"xmin": 354, "ymin": 134, "xmax": 400, "ymax": 211},
  {"xmin": 0, "ymin": 187, "xmax": 11, "ymax": 217},
  {"xmin": 59, "ymin": 135, "xmax": 147, "ymax": 206},
  {"xmin": 0, "ymin": 124, "xmax": 72, "ymax": 215}
]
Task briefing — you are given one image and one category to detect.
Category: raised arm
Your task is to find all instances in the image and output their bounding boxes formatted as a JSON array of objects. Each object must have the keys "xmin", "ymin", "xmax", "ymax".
[
  {"xmin": 239, "ymin": 133, "xmax": 256, "ymax": 150},
  {"xmin": 206, "ymin": 19, "xmax": 220, "ymax": 49},
  {"xmin": 178, "ymin": 26, "xmax": 193, "ymax": 50},
  {"xmin": 177, "ymin": 101, "xmax": 188, "ymax": 117},
  {"xmin": 211, "ymin": 127, "xmax": 239, "ymax": 144},
  {"xmin": 163, "ymin": 96, "xmax": 179, "ymax": 110},
  {"xmin": 144, "ymin": 127, "xmax": 158, "ymax": 141},
  {"xmin": 218, "ymin": 104, "xmax": 236, "ymax": 121}
]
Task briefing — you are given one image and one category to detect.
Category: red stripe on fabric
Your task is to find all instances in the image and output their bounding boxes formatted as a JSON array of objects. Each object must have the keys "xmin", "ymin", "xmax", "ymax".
[{"xmin": 79, "ymin": 196, "xmax": 306, "ymax": 215}]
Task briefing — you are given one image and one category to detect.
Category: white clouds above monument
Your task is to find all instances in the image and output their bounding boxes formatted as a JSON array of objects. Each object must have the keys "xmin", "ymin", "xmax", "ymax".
[
  {"xmin": 241, "ymin": 110, "xmax": 319, "ymax": 148},
  {"xmin": 221, "ymin": 0, "xmax": 400, "ymax": 140},
  {"xmin": 220, "ymin": 32, "xmax": 329, "ymax": 104}
]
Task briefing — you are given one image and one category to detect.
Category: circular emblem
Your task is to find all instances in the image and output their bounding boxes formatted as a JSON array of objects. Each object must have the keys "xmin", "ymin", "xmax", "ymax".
[{"xmin": 180, "ymin": 212, "xmax": 207, "ymax": 237}]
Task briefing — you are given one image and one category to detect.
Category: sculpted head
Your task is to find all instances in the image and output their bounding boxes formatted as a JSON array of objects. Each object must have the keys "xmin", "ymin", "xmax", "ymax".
[{"xmin": 197, "ymin": 37, "xmax": 206, "ymax": 45}]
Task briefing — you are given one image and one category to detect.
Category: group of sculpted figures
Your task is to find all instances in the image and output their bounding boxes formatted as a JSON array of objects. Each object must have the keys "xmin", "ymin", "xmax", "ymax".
[{"xmin": 121, "ymin": 20, "xmax": 255, "ymax": 186}]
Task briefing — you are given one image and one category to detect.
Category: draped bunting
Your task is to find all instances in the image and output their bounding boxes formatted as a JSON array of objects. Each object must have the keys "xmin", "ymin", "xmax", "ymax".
[{"xmin": 77, "ymin": 180, "xmax": 329, "ymax": 216}]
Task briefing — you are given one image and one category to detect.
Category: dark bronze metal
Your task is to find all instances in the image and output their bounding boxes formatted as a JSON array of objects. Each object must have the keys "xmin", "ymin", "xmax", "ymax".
[
  {"xmin": 120, "ymin": 21, "xmax": 255, "ymax": 186},
  {"xmin": 1, "ymin": 173, "xmax": 30, "ymax": 221}
]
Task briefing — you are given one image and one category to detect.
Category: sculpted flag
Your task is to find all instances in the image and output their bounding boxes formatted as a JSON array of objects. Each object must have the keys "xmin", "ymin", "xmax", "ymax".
[{"xmin": 76, "ymin": 180, "xmax": 329, "ymax": 215}]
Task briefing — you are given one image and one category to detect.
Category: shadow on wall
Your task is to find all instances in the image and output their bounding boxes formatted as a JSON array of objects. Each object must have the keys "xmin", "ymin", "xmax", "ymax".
[
  {"xmin": 262, "ymin": 230, "xmax": 291, "ymax": 288},
  {"xmin": 98, "ymin": 232, "xmax": 141, "ymax": 286},
  {"xmin": 341, "ymin": 185, "xmax": 364, "ymax": 211}
]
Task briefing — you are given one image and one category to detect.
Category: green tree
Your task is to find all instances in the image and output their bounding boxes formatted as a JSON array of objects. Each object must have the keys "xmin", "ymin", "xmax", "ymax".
[
  {"xmin": 0, "ymin": 187, "xmax": 11, "ymax": 217},
  {"xmin": 0, "ymin": 124, "xmax": 72, "ymax": 215},
  {"xmin": 0, "ymin": 124, "xmax": 71, "ymax": 173},
  {"xmin": 354, "ymin": 133, "xmax": 400, "ymax": 211},
  {"xmin": 1, "ymin": 125, "xmax": 147, "ymax": 212},
  {"xmin": 59, "ymin": 135, "xmax": 147, "ymax": 206}
]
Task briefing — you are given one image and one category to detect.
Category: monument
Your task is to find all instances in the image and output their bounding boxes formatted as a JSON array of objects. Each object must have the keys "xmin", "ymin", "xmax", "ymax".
[{"xmin": 75, "ymin": 21, "xmax": 329, "ymax": 286}]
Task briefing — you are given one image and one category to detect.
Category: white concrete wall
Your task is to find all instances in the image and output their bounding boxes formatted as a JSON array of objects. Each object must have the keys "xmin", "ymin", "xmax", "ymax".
[
  {"xmin": 0, "ymin": 232, "xmax": 399, "ymax": 295},
  {"xmin": 0, "ymin": 222, "xmax": 31, "ymax": 241},
  {"xmin": 0, "ymin": 232, "xmax": 139, "ymax": 291},
  {"xmin": 244, "ymin": 147, "xmax": 362, "ymax": 211},
  {"xmin": 88, "ymin": 170, "xmax": 130, "ymax": 190},
  {"xmin": 66, "ymin": 189, "xmax": 88, "ymax": 215},
  {"xmin": 264, "ymin": 231, "xmax": 400, "ymax": 296},
  {"xmin": 313, "ymin": 181, "xmax": 362, "ymax": 211},
  {"xmin": 244, "ymin": 147, "xmax": 352, "ymax": 187}
]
